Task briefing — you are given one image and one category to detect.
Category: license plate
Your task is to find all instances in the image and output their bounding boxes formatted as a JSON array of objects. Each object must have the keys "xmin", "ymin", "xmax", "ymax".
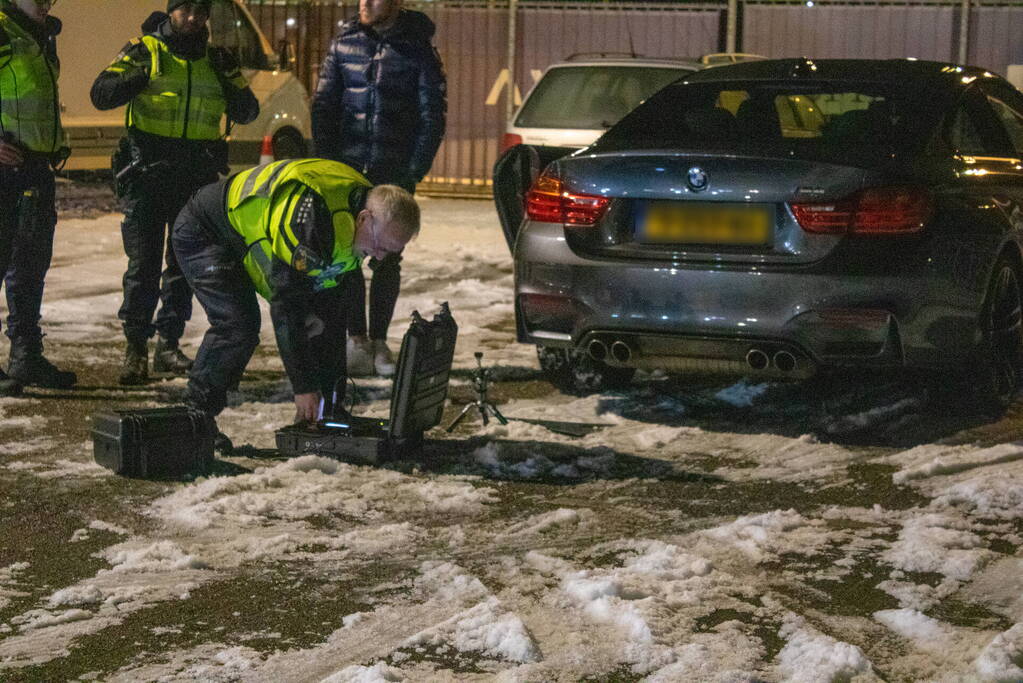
[{"xmin": 639, "ymin": 202, "xmax": 773, "ymax": 246}]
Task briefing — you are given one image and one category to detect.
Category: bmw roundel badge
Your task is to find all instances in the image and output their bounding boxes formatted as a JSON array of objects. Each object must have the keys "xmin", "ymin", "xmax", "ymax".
[{"xmin": 687, "ymin": 167, "xmax": 708, "ymax": 192}]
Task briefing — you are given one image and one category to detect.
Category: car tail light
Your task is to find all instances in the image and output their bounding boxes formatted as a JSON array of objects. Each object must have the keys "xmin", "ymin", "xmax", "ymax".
[
  {"xmin": 501, "ymin": 133, "xmax": 523, "ymax": 152},
  {"xmin": 525, "ymin": 171, "xmax": 610, "ymax": 226},
  {"xmin": 791, "ymin": 186, "xmax": 932, "ymax": 235}
]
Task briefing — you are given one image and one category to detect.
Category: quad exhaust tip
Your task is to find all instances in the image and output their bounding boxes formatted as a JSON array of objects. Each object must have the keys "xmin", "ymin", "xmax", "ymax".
[
  {"xmin": 588, "ymin": 338, "xmax": 633, "ymax": 364},
  {"xmin": 773, "ymin": 350, "xmax": 797, "ymax": 373},
  {"xmin": 746, "ymin": 348, "xmax": 769, "ymax": 371},
  {"xmin": 610, "ymin": 340, "xmax": 632, "ymax": 363},
  {"xmin": 747, "ymin": 347, "xmax": 798, "ymax": 372},
  {"xmin": 588, "ymin": 338, "xmax": 800, "ymax": 373}
]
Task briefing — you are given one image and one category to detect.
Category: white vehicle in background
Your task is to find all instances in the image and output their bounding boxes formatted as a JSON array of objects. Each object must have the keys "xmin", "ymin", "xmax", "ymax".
[
  {"xmin": 58, "ymin": 0, "xmax": 310, "ymax": 171},
  {"xmin": 501, "ymin": 52, "xmax": 768, "ymax": 152}
]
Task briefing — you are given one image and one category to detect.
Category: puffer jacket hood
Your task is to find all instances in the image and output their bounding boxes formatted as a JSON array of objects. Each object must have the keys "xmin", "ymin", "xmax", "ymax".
[{"xmin": 311, "ymin": 8, "xmax": 446, "ymax": 187}]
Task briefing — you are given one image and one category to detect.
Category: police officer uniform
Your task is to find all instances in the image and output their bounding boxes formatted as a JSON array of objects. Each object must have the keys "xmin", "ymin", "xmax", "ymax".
[
  {"xmin": 0, "ymin": 0, "xmax": 75, "ymax": 395},
  {"xmin": 172, "ymin": 159, "xmax": 370, "ymax": 422},
  {"xmin": 90, "ymin": 0, "xmax": 258, "ymax": 385}
]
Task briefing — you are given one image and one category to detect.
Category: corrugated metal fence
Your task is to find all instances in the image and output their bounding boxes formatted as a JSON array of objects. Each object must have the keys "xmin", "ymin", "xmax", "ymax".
[{"xmin": 246, "ymin": 0, "xmax": 1023, "ymax": 195}]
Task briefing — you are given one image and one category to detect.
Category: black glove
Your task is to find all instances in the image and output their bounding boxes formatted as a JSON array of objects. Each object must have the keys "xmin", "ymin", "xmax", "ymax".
[
  {"xmin": 117, "ymin": 41, "xmax": 153, "ymax": 82},
  {"xmin": 208, "ymin": 47, "xmax": 242, "ymax": 80}
]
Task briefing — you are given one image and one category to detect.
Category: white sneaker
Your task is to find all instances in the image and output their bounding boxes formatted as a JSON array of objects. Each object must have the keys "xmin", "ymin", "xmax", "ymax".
[
  {"xmin": 373, "ymin": 339, "xmax": 396, "ymax": 377},
  {"xmin": 347, "ymin": 337, "xmax": 375, "ymax": 376}
]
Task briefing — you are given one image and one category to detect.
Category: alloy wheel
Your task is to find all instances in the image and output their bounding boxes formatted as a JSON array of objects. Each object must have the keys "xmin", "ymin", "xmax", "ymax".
[{"xmin": 984, "ymin": 262, "xmax": 1023, "ymax": 405}]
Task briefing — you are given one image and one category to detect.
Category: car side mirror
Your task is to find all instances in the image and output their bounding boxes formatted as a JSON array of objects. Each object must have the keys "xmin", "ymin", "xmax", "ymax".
[{"xmin": 275, "ymin": 39, "xmax": 297, "ymax": 72}]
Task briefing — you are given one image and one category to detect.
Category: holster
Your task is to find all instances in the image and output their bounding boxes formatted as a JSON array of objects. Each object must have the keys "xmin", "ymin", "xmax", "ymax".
[
  {"xmin": 202, "ymin": 139, "xmax": 230, "ymax": 178},
  {"xmin": 111, "ymin": 136, "xmax": 139, "ymax": 198},
  {"xmin": 15, "ymin": 186, "xmax": 41, "ymax": 239},
  {"xmin": 113, "ymin": 131, "xmax": 228, "ymax": 199}
]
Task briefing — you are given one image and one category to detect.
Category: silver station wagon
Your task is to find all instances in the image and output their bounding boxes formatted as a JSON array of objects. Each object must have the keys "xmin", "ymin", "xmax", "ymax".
[{"xmin": 497, "ymin": 59, "xmax": 1023, "ymax": 409}]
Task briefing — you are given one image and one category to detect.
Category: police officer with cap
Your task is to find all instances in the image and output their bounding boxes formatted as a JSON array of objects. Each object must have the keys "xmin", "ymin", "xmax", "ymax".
[
  {"xmin": 172, "ymin": 159, "xmax": 420, "ymax": 444},
  {"xmin": 0, "ymin": 0, "xmax": 76, "ymax": 396},
  {"xmin": 91, "ymin": 0, "xmax": 258, "ymax": 386}
]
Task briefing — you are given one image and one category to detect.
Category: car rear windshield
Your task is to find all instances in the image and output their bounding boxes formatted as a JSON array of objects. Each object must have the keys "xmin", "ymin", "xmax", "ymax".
[
  {"xmin": 591, "ymin": 80, "xmax": 943, "ymax": 164},
  {"xmin": 515, "ymin": 66, "xmax": 691, "ymax": 130}
]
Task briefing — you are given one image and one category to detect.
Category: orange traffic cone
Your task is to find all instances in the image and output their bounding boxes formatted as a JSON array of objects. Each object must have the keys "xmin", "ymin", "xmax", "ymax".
[{"xmin": 259, "ymin": 135, "xmax": 274, "ymax": 165}]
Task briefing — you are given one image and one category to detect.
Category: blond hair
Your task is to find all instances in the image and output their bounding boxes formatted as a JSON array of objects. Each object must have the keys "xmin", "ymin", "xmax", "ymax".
[{"xmin": 367, "ymin": 185, "xmax": 420, "ymax": 243}]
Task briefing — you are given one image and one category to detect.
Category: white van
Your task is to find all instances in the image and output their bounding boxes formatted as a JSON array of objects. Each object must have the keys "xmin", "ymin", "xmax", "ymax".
[{"xmin": 57, "ymin": 0, "xmax": 310, "ymax": 170}]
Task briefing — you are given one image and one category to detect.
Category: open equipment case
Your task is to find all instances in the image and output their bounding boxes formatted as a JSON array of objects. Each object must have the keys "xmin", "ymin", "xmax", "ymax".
[{"xmin": 275, "ymin": 303, "xmax": 458, "ymax": 464}]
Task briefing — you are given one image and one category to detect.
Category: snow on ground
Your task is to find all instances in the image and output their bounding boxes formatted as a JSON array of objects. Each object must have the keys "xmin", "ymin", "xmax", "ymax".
[{"xmin": 1, "ymin": 198, "xmax": 1022, "ymax": 680}]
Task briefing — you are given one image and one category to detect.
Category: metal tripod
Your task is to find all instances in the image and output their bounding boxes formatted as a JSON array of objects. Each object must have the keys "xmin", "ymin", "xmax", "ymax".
[{"xmin": 446, "ymin": 352, "xmax": 507, "ymax": 432}]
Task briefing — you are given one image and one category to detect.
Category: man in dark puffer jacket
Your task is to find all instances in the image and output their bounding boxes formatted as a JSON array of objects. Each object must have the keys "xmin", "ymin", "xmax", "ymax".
[{"xmin": 312, "ymin": 0, "xmax": 446, "ymax": 378}]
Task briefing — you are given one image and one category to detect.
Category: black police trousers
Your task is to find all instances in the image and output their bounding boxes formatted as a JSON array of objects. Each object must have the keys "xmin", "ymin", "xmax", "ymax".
[
  {"xmin": 118, "ymin": 165, "xmax": 216, "ymax": 345},
  {"xmin": 173, "ymin": 181, "xmax": 347, "ymax": 417},
  {"xmin": 0, "ymin": 156, "xmax": 57, "ymax": 344}
]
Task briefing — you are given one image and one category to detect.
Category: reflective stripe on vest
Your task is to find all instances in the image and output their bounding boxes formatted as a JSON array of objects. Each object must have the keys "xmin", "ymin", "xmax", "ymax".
[
  {"xmin": 127, "ymin": 35, "xmax": 225, "ymax": 140},
  {"xmin": 0, "ymin": 12, "xmax": 64, "ymax": 154},
  {"xmin": 226, "ymin": 159, "xmax": 371, "ymax": 299}
]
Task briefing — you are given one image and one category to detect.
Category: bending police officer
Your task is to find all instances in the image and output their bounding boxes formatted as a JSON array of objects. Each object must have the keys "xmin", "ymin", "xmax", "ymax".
[
  {"xmin": 91, "ymin": 0, "xmax": 258, "ymax": 386},
  {"xmin": 172, "ymin": 159, "xmax": 420, "ymax": 442},
  {"xmin": 0, "ymin": 0, "xmax": 75, "ymax": 396}
]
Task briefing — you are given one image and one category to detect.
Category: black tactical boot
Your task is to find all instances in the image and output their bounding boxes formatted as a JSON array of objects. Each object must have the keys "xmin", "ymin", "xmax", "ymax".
[
  {"xmin": 214, "ymin": 430, "xmax": 234, "ymax": 455},
  {"xmin": 187, "ymin": 397, "xmax": 232, "ymax": 456},
  {"xmin": 0, "ymin": 368, "xmax": 23, "ymax": 397},
  {"xmin": 119, "ymin": 339, "xmax": 148, "ymax": 386},
  {"xmin": 8, "ymin": 338, "xmax": 77, "ymax": 389},
  {"xmin": 152, "ymin": 336, "xmax": 193, "ymax": 375}
]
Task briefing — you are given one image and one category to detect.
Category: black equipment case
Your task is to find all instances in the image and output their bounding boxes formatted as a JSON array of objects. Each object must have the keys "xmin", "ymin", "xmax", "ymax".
[
  {"xmin": 92, "ymin": 406, "xmax": 215, "ymax": 478},
  {"xmin": 276, "ymin": 303, "xmax": 458, "ymax": 464}
]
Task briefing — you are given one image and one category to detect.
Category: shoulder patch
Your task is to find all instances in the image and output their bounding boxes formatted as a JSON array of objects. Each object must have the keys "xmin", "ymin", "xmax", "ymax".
[{"xmin": 115, "ymin": 38, "xmax": 148, "ymax": 63}]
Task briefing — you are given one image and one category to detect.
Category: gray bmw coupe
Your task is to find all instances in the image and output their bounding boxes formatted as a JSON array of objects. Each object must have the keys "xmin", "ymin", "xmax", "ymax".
[{"xmin": 496, "ymin": 59, "xmax": 1023, "ymax": 409}]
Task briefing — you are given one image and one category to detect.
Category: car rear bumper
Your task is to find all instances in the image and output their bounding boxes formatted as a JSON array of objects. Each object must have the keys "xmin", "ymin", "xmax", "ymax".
[{"xmin": 515, "ymin": 222, "xmax": 985, "ymax": 375}]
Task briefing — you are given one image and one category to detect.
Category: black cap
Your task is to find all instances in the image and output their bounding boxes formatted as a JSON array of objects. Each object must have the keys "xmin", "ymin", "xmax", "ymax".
[{"xmin": 167, "ymin": 0, "xmax": 211, "ymax": 12}]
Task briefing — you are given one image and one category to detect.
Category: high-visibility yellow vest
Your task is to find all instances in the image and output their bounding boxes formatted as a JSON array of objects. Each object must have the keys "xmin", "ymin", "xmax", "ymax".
[
  {"xmin": 226, "ymin": 159, "xmax": 370, "ymax": 300},
  {"xmin": 0, "ymin": 11, "xmax": 65, "ymax": 154},
  {"xmin": 126, "ymin": 34, "xmax": 226, "ymax": 140}
]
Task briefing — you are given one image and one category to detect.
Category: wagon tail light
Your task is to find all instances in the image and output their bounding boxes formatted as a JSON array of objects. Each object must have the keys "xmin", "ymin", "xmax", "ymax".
[
  {"xmin": 790, "ymin": 186, "xmax": 933, "ymax": 235},
  {"xmin": 525, "ymin": 171, "xmax": 611, "ymax": 226},
  {"xmin": 501, "ymin": 133, "xmax": 523, "ymax": 152}
]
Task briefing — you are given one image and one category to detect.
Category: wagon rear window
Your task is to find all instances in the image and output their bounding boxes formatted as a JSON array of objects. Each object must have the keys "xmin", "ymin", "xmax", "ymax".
[{"xmin": 515, "ymin": 66, "xmax": 692, "ymax": 130}]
